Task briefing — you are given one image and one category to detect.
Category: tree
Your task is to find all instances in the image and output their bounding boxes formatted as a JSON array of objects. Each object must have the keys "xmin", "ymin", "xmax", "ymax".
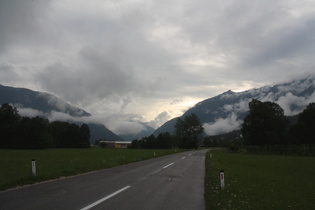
[
  {"xmin": 175, "ymin": 113, "xmax": 204, "ymax": 149},
  {"xmin": 203, "ymin": 136, "xmax": 218, "ymax": 147},
  {"xmin": 50, "ymin": 121, "xmax": 90, "ymax": 148},
  {"xmin": 129, "ymin": 139, "xmax": 138, "ymax": 149},
  {"xmin": 241, "ymin": 99, "xmax": 289, "ymax": 146},
  {"xmin": 142, "ymin": 135, "xmax": 157, "ymax": 149},
  {"xmin": 79, "ymin": 123, "xmax": 91, "ymax": 148},
  {"xmin": 0, "ymin": 103, "xmax": 91, "ymax": 149},
  {"xmin": 157, "ymin": 132, "xmax": 173, "ymax": 149},
  {"xmin": 129, "ymin": 132, "xmax": 174, "ymax": 149},
  {"xmin": 17, "ymin": 117, "xmax": 52, "ymax": 149},
  {"xmin": 291, "ymin": 102, "xmax": 315, "ymax": 145},
  {"xmin": 0, "ymin": 103, "xmax": 21, "ymax": 148}
]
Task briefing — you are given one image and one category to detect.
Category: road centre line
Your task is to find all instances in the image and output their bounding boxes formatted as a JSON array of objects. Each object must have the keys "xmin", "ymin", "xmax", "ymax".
[
  {"xmin": 181, "ymin": 156, "xmax": 186, "ymax": 159},
  {"xmin": 163, "ymin": 162, "xmax": 174, "ymax": 169},
  {"xmin": 131, "ymin": 169, "xmax": 162, "ymax": 185},
  {"xmin": 81, "ymin": 159, "xmax": 178, "ymax": 209},
  {"xmin": 81, "ymin": 185, "xmax": 130, "ymax": 210}
]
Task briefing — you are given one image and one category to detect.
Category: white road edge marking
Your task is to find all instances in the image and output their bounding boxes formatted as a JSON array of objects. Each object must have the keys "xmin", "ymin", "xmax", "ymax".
[
  {"xmin": 81, "ymin": 185, "xmax": 131, "ymax": 210},
  {"xmin": 163, "ymin": 162, "xmax": 174, "ymax": 169},
  {"xmin": 181, "ymin": 157, "xmax": 186, "ymax": 159}
]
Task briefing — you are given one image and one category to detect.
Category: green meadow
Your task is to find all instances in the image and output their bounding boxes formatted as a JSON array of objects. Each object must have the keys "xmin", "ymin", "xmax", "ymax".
[
  {"xmin": 0, "ymin": 148, "xmax": 181, "ymax": 191},
  {"xmin": 205, "ymin": 149, "xmax": 315, "ymax": 209}
]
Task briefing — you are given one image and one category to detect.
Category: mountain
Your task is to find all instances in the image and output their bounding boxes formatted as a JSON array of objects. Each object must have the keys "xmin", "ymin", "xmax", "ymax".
[
  {"xmin": 88, "ymin": 123, "xmax": 123, "ymax": 142},
  {"xmin": 153, "ymin": 75, "xmax": 315, "ymax": 136},
  {"xmin": 0, "ymin": 84, "xmax": 90, "ymax": 117},
  {"xmin": 153, "ymin": 118, "xmax": 178, "ymax": 137},
  {"xmin": 0, "ymin": 84, "xmax": 122, "ymax": 143},
  {"xmin": 118, "ymin": 121, "xmax": 155, "ymax": 141}
]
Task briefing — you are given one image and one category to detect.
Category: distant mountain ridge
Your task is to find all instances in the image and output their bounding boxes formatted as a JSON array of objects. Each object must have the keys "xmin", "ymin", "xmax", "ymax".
[
  {"xmin": 118, "ymin": 121, "xmax": 155, "ymax": 141},
  {"xmin": 153, "ymin": 75, "xmax": 315, "ymax": 136},
  {"xmin": 0, "ymin": 84, "xmax": 90, "ymax": 117},
  {"xmin": 0, "ymin": 84, "xmax": 122, "ymax": 143}
]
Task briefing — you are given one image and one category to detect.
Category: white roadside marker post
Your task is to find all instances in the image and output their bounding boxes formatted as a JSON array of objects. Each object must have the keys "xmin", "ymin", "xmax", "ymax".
[
  {"xmin": 220, "ymin": 170, "xmax": 225, "ymax": 190},
  {"xmin": 31, "ymin": 159, "xmax": 36, "ymax": 177}
]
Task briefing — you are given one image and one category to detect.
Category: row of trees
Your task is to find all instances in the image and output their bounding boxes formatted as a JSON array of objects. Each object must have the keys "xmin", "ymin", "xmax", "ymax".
[
  {"xmin": 130, "ymin": 132, "xmax": 175, "ymax": 149},
  {"xmin": 241, "ymin": 99, "xmax": 315, "ymax": 146},
  {"xmin": 0, "ymin": 103, "xmax": 90, "ymax": 149},
  {"xmin": 130, "ymin": 114, "xmax": 204, "ymax": 149}
]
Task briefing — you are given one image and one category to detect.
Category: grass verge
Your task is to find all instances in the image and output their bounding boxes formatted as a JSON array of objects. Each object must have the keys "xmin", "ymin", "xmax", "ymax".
[
  {"xmin": 205, "ymin": 149, "xmax": 315, "ymax": 209},
  {"xmin": 0, "ymin": 148, "xmax": 182, "ymax": 191}
]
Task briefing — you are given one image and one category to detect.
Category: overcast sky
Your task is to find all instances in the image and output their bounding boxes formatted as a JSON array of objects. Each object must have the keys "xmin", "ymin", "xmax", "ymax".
[{"xmin": 1, "ymin": 0, "xmax": 315, "ymax": 133}]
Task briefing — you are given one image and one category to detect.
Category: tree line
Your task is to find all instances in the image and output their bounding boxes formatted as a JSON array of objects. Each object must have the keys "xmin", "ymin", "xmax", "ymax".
[
  {"xmin": 0, "ymin": 103, "xmax": 90, "ymax": 149},
  {"xmin": 130, "ymin": 132, "xmax": 175, "ymax": 149},
  {"xmin": 229, "ymin": 99, "xmax": 315, "ymax": 155},
  {"xmin": 132, "ymin": 99, "xmax": 315, "ymax": 153},
  {"xmin": 241, "ymin": 99, "xmax": 315, "ymax": 146}
]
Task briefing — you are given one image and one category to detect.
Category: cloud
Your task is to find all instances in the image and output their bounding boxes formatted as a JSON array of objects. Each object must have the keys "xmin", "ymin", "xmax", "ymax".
[
  {"xmin": 0, "ymin": 0, "xmax": 51, "ymax": 53},
  {"xmin": 0, "ymin": 63, "xmax": 18, "ymax": 85},
  {"xmin": 203, "ymin": 113, "xmax": 243, "ymax": 136},
  {"xmin": 16, "ymin": 106, "xmax": 85, "ymax": 124},
  {"xmin": 15, "ymin": 105, "xmax": 147, "ymax": 135},
  {"xmin": 99, "ymin": 114, "xmax": 147, "ymax": 135},
  {"xmin": 41, "ymin": 109, "xmax": 149, "ymax": 136},
  {"xmin": 1, "ymin": 0, "xmax": 315, "ymax": 129},
  {"xmin": 276, "ymin": 76, "xmax": 315, "ymax": 94},
  {"xmin": 41, "ymin": 93, "xmax": 69, "ymax": 112},
  {"xmin": 47, "ymin": 111, "xmax": 77, "ymax": 122},
  {"xmin": 223, "ymin": 99, "xmax": 250, "ymax": 114},
  {"xmin": 148, "ymin": 111, "xmax": 171, "ymax": 129},
  {"xmin": 108, "ymin": 121, "xmax": 146, "ymax": 136},
  {"xmin": 276, "ymin": 93, "xmax": 306, "ymax": 116},
  {"xmin": 16, "ymin": 107, "xmax": 45, "ymax": 118},
  {"xmin": 276, "ymin": 91, "xmax": 315, "ymax": 116},
  {"xmin": 171, "ymin": 99, "xmax": 182, "ymax": 105}
]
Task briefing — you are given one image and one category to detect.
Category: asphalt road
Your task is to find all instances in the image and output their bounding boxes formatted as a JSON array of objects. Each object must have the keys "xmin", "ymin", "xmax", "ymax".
[{"xmin": 0, "ymin": 150, "xmax": 207, "ymax": 210}]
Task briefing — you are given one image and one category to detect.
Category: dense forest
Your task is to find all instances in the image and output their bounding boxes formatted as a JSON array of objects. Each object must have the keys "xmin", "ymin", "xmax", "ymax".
[{"xmin": 0, "ymin": 103, "xmax": 90, "ymax": 149}]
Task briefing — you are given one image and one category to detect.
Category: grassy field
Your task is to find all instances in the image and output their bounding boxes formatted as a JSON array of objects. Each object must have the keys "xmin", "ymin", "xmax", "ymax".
[
  {"xmin": 205, "ymin": 149, "xmax": 315, "ymax": 209},
  {"xmin": 0, "ymin": 148, "xmax": 182, "ymax": 191}
]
